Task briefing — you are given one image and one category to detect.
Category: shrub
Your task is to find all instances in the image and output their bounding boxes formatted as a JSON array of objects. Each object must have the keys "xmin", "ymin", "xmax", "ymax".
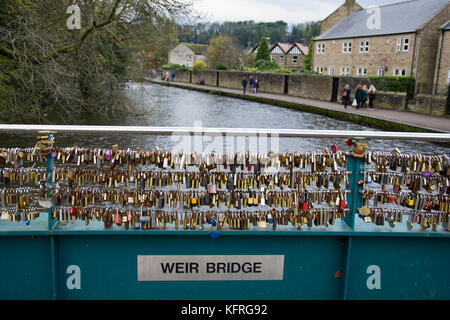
[
  {"xmin": 215, "ymin": 63, "xmax": 228, "ymax": 70},
  {"xmin": 160, "ymin": 64, "xmax": 190, "ymax": 71},
  {"xmin": 193, "ymin": 60, "xmax": 207, "ymax": 70},
  {"xmin": 368, "ymin": 76, "xmax": 415, "ymax": 99},
  {"xmin": 256, "ymin": 60, "xmax": 280, "ymax": 71},
  {"xmin": 253, "ymin": 59, "xmax": 266, "ymax": 68}
]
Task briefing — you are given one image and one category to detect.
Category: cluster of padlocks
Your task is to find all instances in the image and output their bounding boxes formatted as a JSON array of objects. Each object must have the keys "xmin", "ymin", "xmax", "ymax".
[
  {"xmin": 1, "ymin": 140, "xmax": 449, "ymax": 232},
  {"xmin": 0, "ymin": 142, "xmax": 350, "ymax": 230},
  {"xmin": 358, "ymin": 152, "xmax": 450, "ymax": 231}
]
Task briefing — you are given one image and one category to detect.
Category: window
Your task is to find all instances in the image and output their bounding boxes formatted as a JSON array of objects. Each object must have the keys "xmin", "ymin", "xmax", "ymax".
[
  {"xmin": 340, "ymin": 67, "xmax": 350, "ymax": 76},
  {"xmin": 187, "ymin": 55, "xmax": 192, "ymax": 61},
  {"xmin": 396, "ymin": 38, "xmax": 410, "ymax": 52},
  {"xmin": 292, "ymin": 56, "xmax": 298, "ymax": 64},
  {"xmin": 342, "ymin": 42, "xmax": 352, "ymax": 53},
  {"xmin": 357, "ymin": 68, "xmax": 368, "ymax": 76},
  {"xmin": 329, "ymin": 67, "xmax": 334, "ymax": 76},
  {"xmin": 270, "ymin": 56, "xmax": 274, "ymax": 61},
  {"xmin": 377, "ymin": 68, "xmax": 385, "ymax": 77},
  {"xmin": 280, "ymin": 56, "xmax": 284, "ymax": 62},
  {"xmin": 396, "ymin": 38, "xmax": 402, "ymax": 52},
  {"xmin": 317, "ymin": 43, "xmax": 325, "ymax": 54},
  {"xmin": 316, "ymin": 66, "xmax": 323, "ymax": 74},
  {"xmin": 447, "ymin": 69, "xmax": 450, "ymax": 84},
  {"xmin": 403, "ymin": 38, "xmax": 409, "ymax": 51},
  {"xmin": 360, "ymin": 40, "xmax": 370, "ymax": 53},
  {"xmin": 393, "ymin": 69, "xmax": 407, "ymax": 76}
]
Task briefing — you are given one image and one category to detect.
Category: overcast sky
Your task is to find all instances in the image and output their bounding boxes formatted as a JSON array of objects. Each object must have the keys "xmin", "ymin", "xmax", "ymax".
[{"xmin": 193, "ymin": 0, "xmax": 401, "ymax": 24}]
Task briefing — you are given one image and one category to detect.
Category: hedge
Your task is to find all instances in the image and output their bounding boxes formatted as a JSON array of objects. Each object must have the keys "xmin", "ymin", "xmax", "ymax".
[{"xmin": 368, "ymin": 76, "xmax": 415, "ymax": 99}]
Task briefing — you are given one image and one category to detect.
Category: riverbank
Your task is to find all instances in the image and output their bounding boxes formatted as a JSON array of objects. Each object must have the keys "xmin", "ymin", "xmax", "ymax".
[{"xmin": 147, "ymin": 79, "xmax": 450, "ymax": 133}]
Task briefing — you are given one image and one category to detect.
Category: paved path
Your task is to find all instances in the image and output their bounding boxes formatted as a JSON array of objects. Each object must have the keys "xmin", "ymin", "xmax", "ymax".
[{"xmin": 150, "ymin": 79, "xmax": 450, "ymax": 133}]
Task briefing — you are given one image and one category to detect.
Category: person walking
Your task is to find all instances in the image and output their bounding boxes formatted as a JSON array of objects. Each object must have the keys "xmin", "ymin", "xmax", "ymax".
[
  {"xmin": 362, "ymin": 84, "xmax": 369, "ymax": 108},
  {"xmin": 368, "ymin": 85, "xmax": 377, "ymax": 110},
  {"xmin": 355, "ymin": 84, "xmax": 364, "ymax": 110},
  {"xmin": 170, "ymin": 71, "xmax": 175, "ymax": 81},
  {"xmin": 342, "ymin": 84, "xmax": 351, "ymax": 109},
  {"xmin": 242, "ymin": 77, "xmax": 248, "ymax": 94},
  {"xmin": 249, "ymin": 76, "xmax": 254, "ymax": 94},
  {"xmin": 255, "ymin": 78, "xmax": 260, "ymax": 93}
]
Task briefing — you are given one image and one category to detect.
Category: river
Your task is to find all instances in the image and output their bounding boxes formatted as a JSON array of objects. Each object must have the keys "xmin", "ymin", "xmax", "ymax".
[{"xmin": 0, "ymin": 82, "xmax": 449, "ymax": 155}]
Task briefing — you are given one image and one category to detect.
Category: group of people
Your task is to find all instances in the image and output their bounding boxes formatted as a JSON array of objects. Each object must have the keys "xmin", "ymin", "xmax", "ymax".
[
  {"xmin": 242, "ymin": 76, "xmax": 260, "ymax": 94},
  {"xmin": 342, "ymin": 83, "xmax": 377, "ymax": 110},
  {"xmin": 162, "ymin": 71, "xmax": 175, "ymax": 82}
]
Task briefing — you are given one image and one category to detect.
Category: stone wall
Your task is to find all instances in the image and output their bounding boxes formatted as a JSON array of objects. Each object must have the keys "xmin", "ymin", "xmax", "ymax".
[
  {"xmin": 191, "ymin": 70, "xmax": 217, "ymax": 86},
  {"xmin": 375, "ymin": 91, "xmax": 407, "ymax": 111},
  {"xmin": 172, "ymin": 70, "xmax": 191, "ymax": 83},
  {"xmin": 288, "ymin": 74, "xmax": 333, "ymax": 101},
  {"xmin": 415, "ymin": 94, "xmax": 448, "ymax": 116},
  {"xmin": 218, "ymin": 71, "xmax": 285, "ymax": 94},
  {"xmin": 155, "ymin": 70, "xmax": 448, "ymax": 114}
]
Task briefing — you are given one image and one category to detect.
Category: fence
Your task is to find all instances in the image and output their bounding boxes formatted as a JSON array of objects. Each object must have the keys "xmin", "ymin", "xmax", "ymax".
[{"xmin": 0, "ymin": 125, "xmax": 449, "ymax": 300}]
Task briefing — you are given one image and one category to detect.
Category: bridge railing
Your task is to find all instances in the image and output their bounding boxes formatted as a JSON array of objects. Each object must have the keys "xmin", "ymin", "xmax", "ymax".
[{"xmin": 0, "ymin": 125, "xmax": 448, "ymax": 235}]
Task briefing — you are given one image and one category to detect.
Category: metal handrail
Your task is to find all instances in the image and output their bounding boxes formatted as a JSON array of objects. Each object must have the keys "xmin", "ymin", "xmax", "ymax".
[{"xmin": 0, "ymin": 124, "xmax": 449, "ymax": 141}]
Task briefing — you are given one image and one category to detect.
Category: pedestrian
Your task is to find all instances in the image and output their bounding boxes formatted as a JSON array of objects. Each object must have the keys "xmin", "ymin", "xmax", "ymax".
[
  {"xmin": 249, "ymin": 75, "xmax": 254, "ymax": 94},
  {"xmin": 354, "ymin": 84, "xmax": 364, "ymax": 110},
  {"xmin": 242, "ymin": 77, "xmax": 248, "ymax": 94},
  {"xmin": 170, "ymin": 71, "xmax": 175, "ymax": 81},
  {"xmin": 255, "ymin": 78, "xmax": 260, "ymax": 93},
  {"xmin": 368, "ymin": 85, "xmax": 377, "ymax": 110},
  {"xmin": 362, "ymin": 84, "xmax": 368, "ymax": 108},
  {"xmin": 342, "ymin": 84, "xmax": 351, "ymax": 109}
]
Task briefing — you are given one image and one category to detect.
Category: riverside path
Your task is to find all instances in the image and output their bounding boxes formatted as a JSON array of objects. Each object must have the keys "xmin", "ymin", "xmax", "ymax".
[{"xmin": 149, "ymin": 79, "xmax": 450, "ymax": 133}]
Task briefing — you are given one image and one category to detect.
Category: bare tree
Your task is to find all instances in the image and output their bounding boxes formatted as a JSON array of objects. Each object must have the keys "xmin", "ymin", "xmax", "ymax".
[{"xmin": 0, "ymin": 0, "xmax": 197, "ymax": 123}]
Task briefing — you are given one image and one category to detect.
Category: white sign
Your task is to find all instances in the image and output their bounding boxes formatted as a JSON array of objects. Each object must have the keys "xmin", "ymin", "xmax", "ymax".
[{"xmin": 137, "ymin": 255, "xmax": 284, "ymax": 281}]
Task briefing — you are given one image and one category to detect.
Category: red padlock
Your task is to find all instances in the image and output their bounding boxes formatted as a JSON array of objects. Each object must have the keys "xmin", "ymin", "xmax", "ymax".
[
  {"xmin": 340, "ymin": 200, "xmax": 346, "ymax": 210},
  {"xmin": 331, "ymin": 145, "xmax": 338, "ymax": 154},
  {"xmin": 247, "ymin": 165, "xmax": 252, "ymax": 171},
  {"xmin": 345, "ymin": 139, "xmax": 354, "ymax": 147},
  {"xmin": 301, "ymin": 202, "xmax": 309, "ymax": 211},
  {"xmin": 390, "ymin": 197, "xmax": 395, "ymax": 204},
  {"xmin": 70, "ymin": 206, "xmax": 77, "ymax": 216}
]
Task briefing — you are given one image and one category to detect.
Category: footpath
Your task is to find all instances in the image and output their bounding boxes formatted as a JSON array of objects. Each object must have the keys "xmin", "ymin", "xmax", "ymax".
[{"xmin": 148, "ymin": 79, "xmax": 450, "ymax": 133}]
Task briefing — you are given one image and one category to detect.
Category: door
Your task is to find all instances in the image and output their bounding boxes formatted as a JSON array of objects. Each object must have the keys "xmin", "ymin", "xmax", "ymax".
[{"xmin": 331, "ymin": 77, "xmax": 340, "ymax": 102}]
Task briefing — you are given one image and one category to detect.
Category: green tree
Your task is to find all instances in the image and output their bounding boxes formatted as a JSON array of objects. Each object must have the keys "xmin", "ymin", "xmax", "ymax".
[
  {"xmin": 255, "ymin": 37, "xmax": 270, "ymax": 61},
  {"xmin": 193, "ymin": 59, "xmax": 207, "ymax": 70},
  {"xmin": 304, "ymin": 38, "xmax": 315, "ymax": 71},
  {"xmin": 205, "ymin": 35, "xmax": 239, "ymax": 70}
]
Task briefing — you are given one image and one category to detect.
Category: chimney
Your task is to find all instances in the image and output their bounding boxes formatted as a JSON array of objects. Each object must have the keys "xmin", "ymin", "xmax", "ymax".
[{"xmin": 266, "ymin": 37, "xmax": 271, "ymax": 45}]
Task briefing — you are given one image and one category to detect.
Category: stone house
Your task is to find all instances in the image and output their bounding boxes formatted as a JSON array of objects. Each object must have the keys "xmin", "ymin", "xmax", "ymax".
[
  {"xmin": 433, "ymin": 21, "xmax": 450, "ymax": 95},
  {"xmin": 270, "ymin": 42, "xmax": 309, "ymax": 71},
  {"xmin": 168, "ymin": 43, "xmax": 208, "ymax": 68},
  {"xmin": 313, "ymin": 0, "xmax": 450, "ymax": 97},
  {"xmin": 251, "ymin": 39, "xmax": 309, "ymax": 71}
]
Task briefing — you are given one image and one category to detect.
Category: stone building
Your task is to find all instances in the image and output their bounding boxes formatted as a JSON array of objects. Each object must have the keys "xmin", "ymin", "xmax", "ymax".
[
  {"xmin": 270, "ymin": 42, "xmax": 309, "ymax": 71},
  {"xmin": 168, "ymin": 43, "xmax": 208, "ymax": 68},
  {"xmin": 313, "ymin": 0, "xmax": 450, "ymax": 96},
  {"xmin": 320, "ymin": 0, "xmax": 363, "ymax": 34},
  {"xmin": 433, "ymin": 21, "xmax": 450, "ymax": 95},
  {"xmin": 252, "ymin": 39, "xmax": 309, "ymax": 71}
]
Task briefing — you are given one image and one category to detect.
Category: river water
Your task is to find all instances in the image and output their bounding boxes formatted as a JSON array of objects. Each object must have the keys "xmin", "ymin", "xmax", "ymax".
[{"xmin": 0, "ymin": 82, "xmax": 449, "ymax": 155}]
